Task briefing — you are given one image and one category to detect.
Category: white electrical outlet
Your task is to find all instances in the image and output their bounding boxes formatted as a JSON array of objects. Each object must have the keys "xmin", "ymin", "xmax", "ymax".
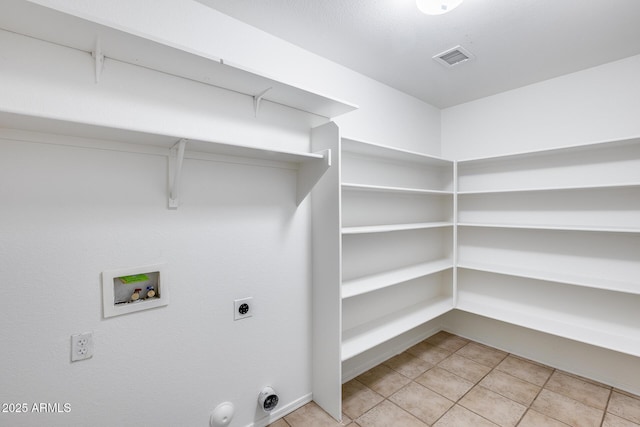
[
  {"xmin": 71, "ymin": 332, "xmax": 94, "ymax": 362},
  {"xmin": 234, "ymin": 297, "xmax": 253, "ymax": 321}
]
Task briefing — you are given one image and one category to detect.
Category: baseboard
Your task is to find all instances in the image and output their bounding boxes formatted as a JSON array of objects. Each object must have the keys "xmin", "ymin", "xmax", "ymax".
[{"xmin": 247, "ymin": 393, "xmax": 313, "ymax": 427}]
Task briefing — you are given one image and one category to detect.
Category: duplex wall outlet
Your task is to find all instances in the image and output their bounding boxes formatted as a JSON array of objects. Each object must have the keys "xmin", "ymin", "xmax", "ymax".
[
  {"xmin": 234, "ymin": 297, "xmax": 253, "ymax": 321},
  {"xmin": 71, "ymin": 332, "xmax": 94, "ymax": 362}
]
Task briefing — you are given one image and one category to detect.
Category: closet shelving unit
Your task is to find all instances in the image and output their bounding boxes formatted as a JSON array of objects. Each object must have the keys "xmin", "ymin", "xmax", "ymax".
[
  {"xmin": 311, "ymin": 123, "xmax": 455, "ymax": 420},
  {"xmin": 456, "ymin": 137, "xmax": 640, "ymax": 357},
  {"xmin": 339, "ymin": 136, "xmax": 455, "ymax": 360},
  {"xmin": 0, "ymin": 1, "xmax": 359, "ymax": 208}
]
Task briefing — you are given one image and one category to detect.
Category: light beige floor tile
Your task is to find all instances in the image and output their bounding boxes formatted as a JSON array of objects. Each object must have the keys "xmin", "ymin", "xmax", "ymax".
[
  {"xmin": 341, "ymin": 379, "xmax": 384, "ymax": 420},
  {"xmin": 603, "ymin": 412, "xmax": 640, "ymax": 427},
  {"xmin": 495, "ymin": 354, "xmax": 553, "ymax": 386},
  {"xmin": 355, "ymin": 400, "xmax": 427, "ymax": 427},
  {"xmin": 356, "ymin": 364, "xmax": 411, "ymax": 397},
  {"xmin": 433, "ymin": 404, "xmax": 499, "ymax": 427},
  {"xmin": 456, "ymin": 342, "xmax": 508, "ymax": 368},
  {"xmin": 545, "ymin": 371, "xmax": 611, "ymax": 410},
  {"xmin": 518, "ymin": 409, "xmax": 570, "ymax": 427},
  {"xmin": 382, "ymin": 351, "xmax": 432, "ymax": 379},
  {"xmin": 479, "ymin": 369, "xmax": 541, "ymax": 406},
  {"xmin": 415, "ymin": 366, "xmax": 475, "ymax": 401},
  {"xmin": 284, "ymin": 402, "xmax": 342, "ymax": 427},
  {"xmin": 608, "ymin": 391, "xmax": 640, "ymax": 424},
  {"xmin": 268, "ymin": 418, "xmax": 290, "ymax": 427},
  {"xmin": 459, "ymin": 385, "xmax": 526, "ymax": 427},
  {"xmin": 407, "ymin": 341, "xmax": 452, "ymax": 365},
  {"xmin": 389, "ymin": 381, "xmax": 454, "ymax": 425},
  {"xmin": 425, "ymin": 331, "xmax": 470, "ymax": 352},
  {"xmin": 531, "ymin": 389, "xmax": 604, "ymax": 427},
  {"xmin": 341, "ymin": 413, "xmax": 352, "ymax": 425},
  {"xmin": 438, "ymin": 353, "xmax": 492, "ymax": 383}
]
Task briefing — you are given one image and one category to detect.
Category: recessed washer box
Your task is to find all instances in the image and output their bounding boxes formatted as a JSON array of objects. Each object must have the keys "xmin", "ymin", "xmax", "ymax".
[{"xmin": 102, "ymin": 264, "xmax": 168, "ymax": 318}]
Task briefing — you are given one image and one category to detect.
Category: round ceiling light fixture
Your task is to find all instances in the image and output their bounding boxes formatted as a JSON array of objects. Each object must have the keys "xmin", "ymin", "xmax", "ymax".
[{"xmin": 416, "ymin": 0, "xmax": 464, "ymax": 15}]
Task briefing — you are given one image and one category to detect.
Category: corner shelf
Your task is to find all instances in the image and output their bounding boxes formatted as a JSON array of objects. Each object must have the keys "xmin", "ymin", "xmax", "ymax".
[
  {"xmin": 342, "ymin": 222, "xmax": 453, "ymax": 235},
  {"xmin": 457, "ymin": 261, "xmax": 640, "ymax": 295},
  {"xmin": 342, "ymin": 183, "xmax": 452, "ymax": 195},
  {"xmin": 342, "ymin": 260, "xmax": 453, "ymax": 299},
  {"xmin": 0, "ymin": 0, "xmax": 358, "ymax": 119},
  {"xmin": 456, "ymin": 269, "xmax": 640, "ymax": 358},
  {"xmin": 341, "ymin": 137, "xmax": 452, "ymax": 167},
  {"xmin": 457, "ymin": 222, "xmax": 640, "ymax": 234},
  {"xmin": 342, "ymin": 297, "xmax": 453, "ymax": 361}
]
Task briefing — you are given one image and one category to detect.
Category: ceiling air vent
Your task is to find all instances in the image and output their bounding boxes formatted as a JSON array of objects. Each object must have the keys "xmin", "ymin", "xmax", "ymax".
[{"xmin": 433, "ymin": 45, "xmax": 474, "ymax": 67}]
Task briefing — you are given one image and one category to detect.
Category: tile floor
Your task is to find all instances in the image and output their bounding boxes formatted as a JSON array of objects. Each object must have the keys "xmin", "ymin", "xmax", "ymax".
[{"xmin": 269, "ymin": 332, "xmax": 640, "ymax": 427}]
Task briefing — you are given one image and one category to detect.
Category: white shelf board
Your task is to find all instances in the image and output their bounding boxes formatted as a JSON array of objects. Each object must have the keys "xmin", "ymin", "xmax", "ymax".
[
  {"xmin": 0, "ymin": 111, "xmax": 323, "ymax": 164},
  {"xmin": 457, "ymin": 135, "xmax": 640, "ymax": 164},
  {"xmin": 341, "ymin": 137, "xmax": 452, "ymax": 167},
  {"xmin": 0, "ymin": 0, "xmax": 357, "ymax": 118},
  {"xmin": 342, "ymin": 222, "xmax": 453, "ymax": 235},
  {"xmin": 342, "ymin": 260, "xmax": 453, "ymax": 299},
  {"xmin": 457, "ymin": 261, "xmax": 640, "ymax": 295},
  {"xmin": 457, "ymin": 182, "xmax": 640, "ymax": 195},
  {"xmin": 341, "ymin": 297, "xmax": 453, "ymax": 361},
  {"xmin": 458, "ymin": 222, "xmax": 640, "ymax": 234},
  {"xmin": 456, "ymin": 299, "xmax": 640, "ymax": 358},
  {"xmin": 342, "ymin": 183, "xmax": 452, "ymax": 195}
]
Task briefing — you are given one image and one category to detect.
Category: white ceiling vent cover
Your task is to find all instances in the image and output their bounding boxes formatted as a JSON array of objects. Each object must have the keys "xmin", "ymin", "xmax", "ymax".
[{"xmin": 433, "ymin": 45, "xmax": 474, "ymax": 67}]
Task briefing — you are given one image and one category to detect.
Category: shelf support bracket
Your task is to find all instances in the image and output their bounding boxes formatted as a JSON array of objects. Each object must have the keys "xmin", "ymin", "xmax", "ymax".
[
  {"xmin": 253, "ymin": 87, "xmax": 272, "ymax": 117},
  {"xmin": 296, "ymin": 149, "xmax": 332, "ymax": 206},
  {"xmin": 91, "ymin": 38, "xmax": 105, "ymax": 83},
  {"xmin": 168, "ymin": 139, "xmax": 187, "ymax": 209}
]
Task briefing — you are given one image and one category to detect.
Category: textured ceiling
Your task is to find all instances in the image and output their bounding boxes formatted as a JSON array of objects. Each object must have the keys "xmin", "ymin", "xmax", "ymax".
[{"xmin": 197, "ymin": 0, "xmax": 640, "ymax": 108}]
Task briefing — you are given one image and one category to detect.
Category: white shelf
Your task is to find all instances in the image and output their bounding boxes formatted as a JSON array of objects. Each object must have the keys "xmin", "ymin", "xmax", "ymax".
[
  {"xmin": 0, "ymin": 112, "xmax": 323, "ymax": 163},
  {"xmin": 0, "ymin": 112, "xmax": 331, "ymax": 208},
  {"xmin": 457, "ymin": 182, "xmax": 640, "ymax": 195},
  {"xmin": 342, "ymin": 183, "xmax": 452, "ymax": 195},
  {"xmin": 342, "ymin": 260, "xmax": 453, "ymax": 299},
  {"xmin": 457, "ymin": 226, "xmax": 639, "ymax": 291},
  {"xmin": 457, "ymin": 261, "xmax": 640, "ymax": 295},
  {"xmin": 342, "ymin": 222, "xmax": 453, "ymax": 235},
  {"xmin": 456, "ymin": 299, "xmax": 640, "ymax": 358},
  {"xmin": 457, "ymin": 135, "xmax": 640, "ymax": 164},
  {"xmin": 457, "ymin": 137, "xmax": 640, "ymax": 194},
  {"xmin": 341, "ymin": 137, "xmax": 451, "ymax": 167},
  {"xmin": 457, "ymin": 222, "xmax": 640, "ymax": 234},
  {"xmin": 341, "ymin": 297, "xmax": 453, "ymax": 361},
  {"xmin": 456, "ymin": 268, "xmax": 640, "ymax": 359},
  {"xmin": 0, "ymin": 0, "xmax": 357, "ymax": 118}
]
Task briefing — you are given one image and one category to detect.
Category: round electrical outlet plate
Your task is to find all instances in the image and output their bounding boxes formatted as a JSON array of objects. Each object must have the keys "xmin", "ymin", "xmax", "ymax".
[{"xmin": 210, "ymin": 401, "xmax": 234, "ymax": 427}]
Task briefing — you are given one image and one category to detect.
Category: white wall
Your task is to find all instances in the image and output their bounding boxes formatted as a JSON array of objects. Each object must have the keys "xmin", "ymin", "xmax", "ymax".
[
  {"xmin": 0, "ymin": 1, "xmax": 442, "ymax": 426},
  {"xmin": 0, "ymin": 132, "xmax": 313, "ymax": 427},
  {"xmin": 442, "ymin": 53, "xmax": 640, "ymax": 159}
]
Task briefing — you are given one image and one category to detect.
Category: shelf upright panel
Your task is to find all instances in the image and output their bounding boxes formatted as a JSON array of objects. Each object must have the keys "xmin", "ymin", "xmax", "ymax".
[{"xmin": 310, "ymin": 122, "xmax": 342, "ymax": 422}]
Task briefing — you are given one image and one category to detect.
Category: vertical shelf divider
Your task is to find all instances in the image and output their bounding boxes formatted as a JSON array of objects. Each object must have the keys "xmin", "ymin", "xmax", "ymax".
[{"xmin": 310, "ymin": 122, "xmax": 342, "ymax": 421}]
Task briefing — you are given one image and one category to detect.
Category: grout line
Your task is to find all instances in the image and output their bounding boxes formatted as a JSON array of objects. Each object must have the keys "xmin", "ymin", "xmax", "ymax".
[{"xmin": 600, "ymin": 389, "xmax": 614, "ymax": 427}]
